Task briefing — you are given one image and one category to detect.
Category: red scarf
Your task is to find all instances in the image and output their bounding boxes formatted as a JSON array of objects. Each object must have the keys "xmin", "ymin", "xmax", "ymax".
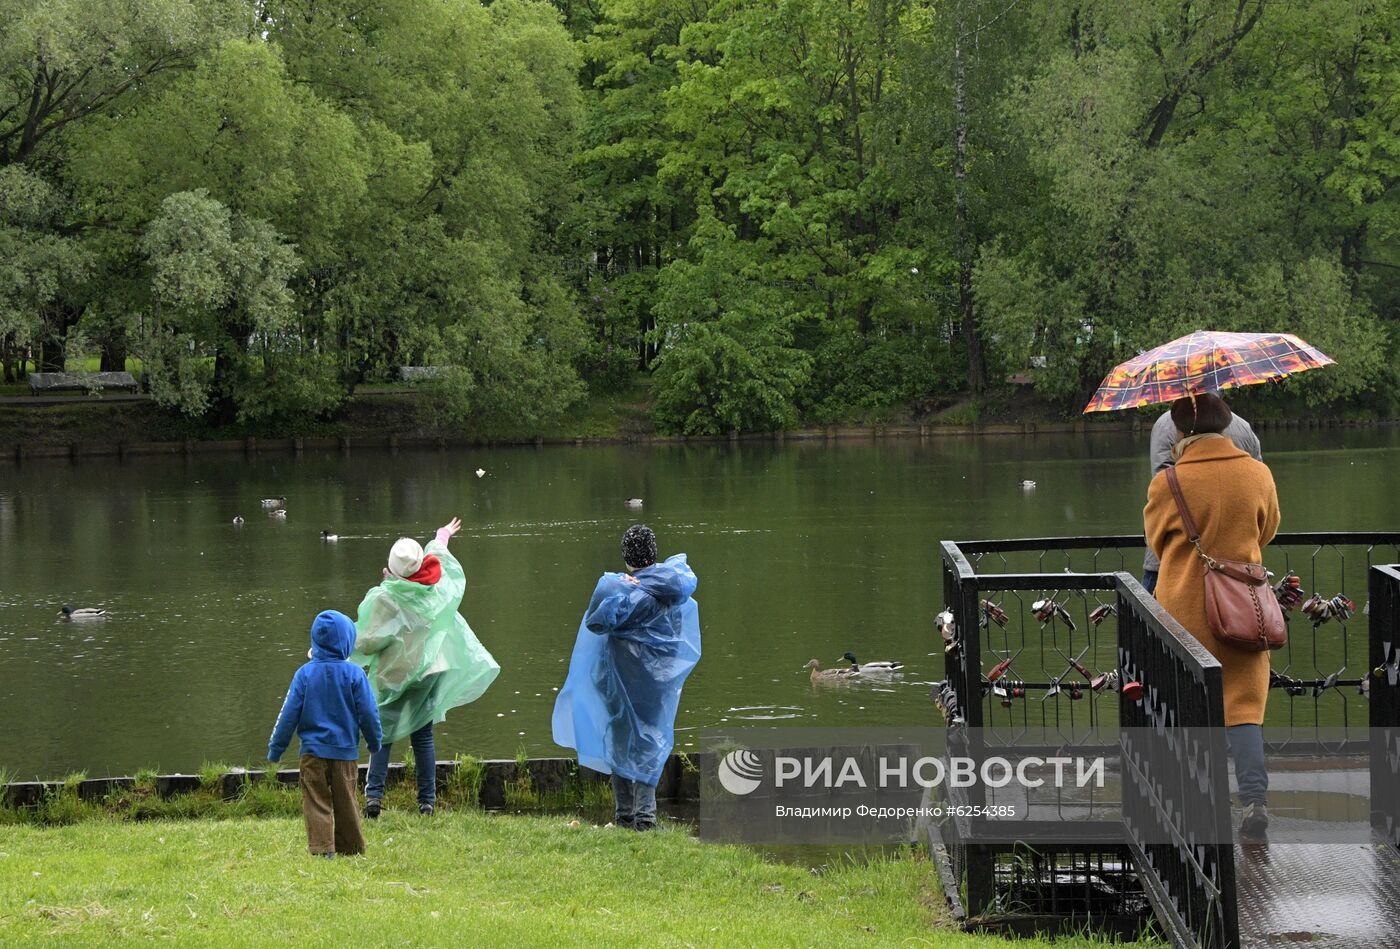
[{"xmin": 405, "ymin": 555, "xmax": 442, "ymax": 586}]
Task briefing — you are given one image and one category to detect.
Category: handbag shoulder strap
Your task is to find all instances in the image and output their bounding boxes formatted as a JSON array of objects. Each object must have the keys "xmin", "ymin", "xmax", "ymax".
[{"xmin": 1165, "ymin": 467, "xmax": 1201, "ymax": 544}]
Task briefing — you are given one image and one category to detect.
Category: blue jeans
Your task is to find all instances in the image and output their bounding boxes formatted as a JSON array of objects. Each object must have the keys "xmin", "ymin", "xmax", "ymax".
[
  {"xmin": 1141, "ymin": 570, "xmax": 1159, "ymax": 596},
  {"xmin": 1228, "ymin": 724, "xmax": 1268, "ymax": 806},
  {"xmin": 610, "ymin": 774, "xmax": 657, "ymax": 829},
  {"xmin": 365, "ymin": 723, "xmax": 436, "ymax": 806}
]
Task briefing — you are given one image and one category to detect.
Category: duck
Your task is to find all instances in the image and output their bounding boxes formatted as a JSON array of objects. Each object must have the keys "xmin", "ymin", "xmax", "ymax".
[
  {"xmin": 842, "ymin": 651, "xmax": 904, "ymax": 673},
  {"xmin": 321, "ymin": 530, "xmax": 338, "ymax": 542},
  {"xmin": 232, "ymin": 516, "xmax": 245, "ymax": 526},
  {"xmin": 1019, "ymin": 480, "xmax": 1037, "ymax": 489},
  {"xmin": 805, "ymin": 659, "xmax": 860, "ymax": 682},
  {"xmin": 260, "ymin": 497, "xmax": 286, "ymax": 508},
  {"xmin": 269, "ymin": 509, "xmax": 287, "ymax": 520},
  {"xmin": 625, "ymin": 498, "xmax": 644, "ymax": 508},
  {"xmin": 59, "ymin": 604, "xmax": 107, "ymax": 620},
  {"xmin": 475, "ymin": 468, "xmax": 486, "ymax": 478}
]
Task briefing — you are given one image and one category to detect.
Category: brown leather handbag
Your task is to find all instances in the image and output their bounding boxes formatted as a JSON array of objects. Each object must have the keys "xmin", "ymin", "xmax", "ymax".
[{"xmin": 1165, "ymin": 467, "xmax": 1286, "ymax": 651}]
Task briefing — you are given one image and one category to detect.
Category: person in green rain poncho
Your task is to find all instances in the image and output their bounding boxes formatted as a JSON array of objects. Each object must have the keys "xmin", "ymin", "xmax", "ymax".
[{"xmin": 351, "ymin": 516, "xmax": 499, "ymax": 817}]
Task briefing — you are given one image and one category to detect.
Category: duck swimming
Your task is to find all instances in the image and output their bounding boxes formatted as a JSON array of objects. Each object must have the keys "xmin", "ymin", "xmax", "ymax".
[
  {"xmin": 321, "ymin": 530, "xmax": 338, "ymax": 542},
  {"xmin": 232, "ymin": 516, "xmax": 244, "ymax": 526},
  {"xmin": 625, "ymin": 498, "xmax": 643, "ymax": 508},
  {"xmin": 261, "ymin": 497, "xmax": 286, "ymax": 508},
  {"xmin": 59, "ymin": 605, "xmax": 107, "ymax": 620},
  {"xmin": 805, "ymin": 659, "xmax": 860, "ymax": 682},
  {"xmin": 475, "ymin": 468, "xmax": 486, "ymax": 478},
  {"xmin": 842, "ymin": 651, "xmax": 904, "ymax": 673},
  {"xmin": 269, "ymin": 509, "xmax": 287, "ymax": 520}
]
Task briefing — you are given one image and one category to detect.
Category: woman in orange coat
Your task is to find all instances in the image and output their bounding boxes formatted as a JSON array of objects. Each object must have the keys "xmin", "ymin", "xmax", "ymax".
[{"xmin": 1144, "ymin": 393, "xmax": 1281, "ymax": 838}]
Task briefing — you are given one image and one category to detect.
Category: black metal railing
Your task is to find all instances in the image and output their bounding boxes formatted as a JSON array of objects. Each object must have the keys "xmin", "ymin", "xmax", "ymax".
[
  {"xmin": 1372, "ymin": 565, "xmax": 1400, "ymax": 853},
  {"xmin": 952, "ymin": 533, "xmax": 1400, "ymax": 754},
  {"xmin": 1117, "ymin": 575, "xmax": 1236, "ymax": 949},
  {"xmin": 937, "ymin": 534, "xmax": 1400, "ymax": 949}
]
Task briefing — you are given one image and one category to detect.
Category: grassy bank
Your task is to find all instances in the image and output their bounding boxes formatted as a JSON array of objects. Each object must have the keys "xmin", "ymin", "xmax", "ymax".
[{"xmin": 0, "ymin": 811, "xmax": 1161, "ymax": 947}]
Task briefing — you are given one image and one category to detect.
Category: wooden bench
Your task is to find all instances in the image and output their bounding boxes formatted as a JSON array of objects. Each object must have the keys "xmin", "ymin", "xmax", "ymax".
[{"xmin": 28, "ymin": 371, "xmax": 139, "ymax": 394}]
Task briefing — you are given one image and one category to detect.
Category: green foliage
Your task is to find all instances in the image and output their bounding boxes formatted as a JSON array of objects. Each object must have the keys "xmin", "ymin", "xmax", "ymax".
[
  {"xmin": 972, "ymin": 0, "xmax": 1398, "ymax": 404},
  {"xmin": 4, "ymin": 0, "xmax": 1399, "ymax": 430},
  {"xmin": 444, "ymin": 754, "xmax": 486, "ymax": 808},
  {"xmin": 0, "ymin": 166, "xmax": 90, "ymax": 365}
]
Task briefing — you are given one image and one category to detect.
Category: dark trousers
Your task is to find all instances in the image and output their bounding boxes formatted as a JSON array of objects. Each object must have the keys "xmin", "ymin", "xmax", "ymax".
[
  {"xmin": 300, "ymin": 754, "xmax": 365, "ymax": 855},
  {"xmin": 1141, "ymin": 570, "xmax": 1159, "ymax": 596},
  {"xmin": 365, "ymin": 722, "xmax": 436, "ymax": 805},
  {"xmin": 611, "ymin": 774, "xmax": 657, "ymax": 829},
  {"xmin": 1228, "ymin": 724, "xmax": 1269, "ymax": 807}
]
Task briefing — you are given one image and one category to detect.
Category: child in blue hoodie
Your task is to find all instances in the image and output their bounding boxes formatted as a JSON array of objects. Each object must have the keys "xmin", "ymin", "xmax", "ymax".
[
  {"xmin": 552, "ymin": 525, "xmax": 701, "ymax": 831},
  {"xmin": 269, "ymin": 610, "xmax": 383, "ymax": 857}
]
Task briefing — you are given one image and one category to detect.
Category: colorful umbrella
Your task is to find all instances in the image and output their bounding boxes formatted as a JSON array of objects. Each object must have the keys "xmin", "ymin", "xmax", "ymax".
[{"xmin": 1082, "ymin": 330, "xmax": 1334, "ymax": 414}]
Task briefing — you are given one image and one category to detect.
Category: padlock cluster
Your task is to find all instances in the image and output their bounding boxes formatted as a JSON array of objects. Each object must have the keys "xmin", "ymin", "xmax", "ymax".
[
  {"xmin": 1300, "ymin": 593, "xmax": 1355, "ymax": 626},
  {"xmin": 1273, "ymin": 572, "xmax": 1304, "ymax": 611},
  {"xmin": 1031, "ymin": 597, "xmax": 1076, "ymax": 630}
]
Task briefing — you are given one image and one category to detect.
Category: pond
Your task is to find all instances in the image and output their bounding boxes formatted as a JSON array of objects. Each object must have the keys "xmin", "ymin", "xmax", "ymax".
[{"xmin": 3, "ymin": 427, "xmax": 1398, "ymax": 779}]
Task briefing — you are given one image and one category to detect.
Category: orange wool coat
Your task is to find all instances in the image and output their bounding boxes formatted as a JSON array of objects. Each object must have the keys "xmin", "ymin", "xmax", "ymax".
[{"xmin": 1144, "ymin": 435, "xmax": 1281, "ymax": 726}]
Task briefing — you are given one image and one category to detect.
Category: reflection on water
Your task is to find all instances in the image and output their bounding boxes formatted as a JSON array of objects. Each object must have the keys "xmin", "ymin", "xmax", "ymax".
[{"xmin": 2, "ymin": 427, "xmax": 1398, "ymax": 778}]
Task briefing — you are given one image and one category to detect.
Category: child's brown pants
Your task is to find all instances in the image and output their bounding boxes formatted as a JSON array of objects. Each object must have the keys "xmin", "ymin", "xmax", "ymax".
[{"xmin": 300, "ymin": 754, "xmax": 365, "ymax": 855}]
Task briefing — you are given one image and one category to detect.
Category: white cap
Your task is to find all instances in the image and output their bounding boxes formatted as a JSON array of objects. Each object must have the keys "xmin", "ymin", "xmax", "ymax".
[{"xmin": 387, "ymin": 537, "xmax": 424, "ymax": 578}]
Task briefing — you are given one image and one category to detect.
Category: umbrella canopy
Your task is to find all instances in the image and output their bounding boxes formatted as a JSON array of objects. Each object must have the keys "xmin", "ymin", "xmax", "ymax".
[{"xmin": 1082, "ymin": 330, "xmax": 1333, "ymax": 414}]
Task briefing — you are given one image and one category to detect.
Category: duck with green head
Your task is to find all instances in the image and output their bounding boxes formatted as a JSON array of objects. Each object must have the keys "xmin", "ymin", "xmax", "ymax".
[{"xmin": 842, "ymin": 651, "xmax": 903, "ymax": 673}]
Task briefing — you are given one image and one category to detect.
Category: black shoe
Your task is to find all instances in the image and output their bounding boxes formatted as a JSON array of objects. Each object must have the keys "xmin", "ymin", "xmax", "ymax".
[
  {"xmin": 366, "ymin": 799, "xmax": 381, "ymax": 820},
  {"xmin": 633, "ymin": 820, "xmax": 656, "ymax": 832},
  {"xmin": 1239, "ymin": 803, "xmax": 1269, "ymax": 839},
  {"xmin": 419, "ymin": 803, "xmax": 434, "ymax": 816}
]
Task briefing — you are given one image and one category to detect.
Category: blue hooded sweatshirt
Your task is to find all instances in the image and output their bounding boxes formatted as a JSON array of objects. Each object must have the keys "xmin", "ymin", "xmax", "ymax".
[
  {"xmin": 552, "ymin": 554, "xmax": 701, "ymax": 785},
  {"xmin": 269, "ymin": 610, "xmax": 383, "ymax": 762}
]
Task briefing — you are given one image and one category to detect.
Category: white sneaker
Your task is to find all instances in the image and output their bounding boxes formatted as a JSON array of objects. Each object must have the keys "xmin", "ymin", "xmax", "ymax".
[{"xmin": 1239, "ymin": 803, "xmax": 1269, "ymax": 838}]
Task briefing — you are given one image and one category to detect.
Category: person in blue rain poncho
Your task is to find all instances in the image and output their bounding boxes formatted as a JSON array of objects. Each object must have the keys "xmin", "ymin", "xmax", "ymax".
[{"xmin": 552, "ymin": 525, "xmax": 701, "ymax": 831}]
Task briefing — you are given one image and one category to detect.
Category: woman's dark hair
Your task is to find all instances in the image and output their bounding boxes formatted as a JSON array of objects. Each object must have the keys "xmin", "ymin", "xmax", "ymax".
[{"xmin": 1170, "ymin": 393, "xmax": 1232, "ymax": 435}]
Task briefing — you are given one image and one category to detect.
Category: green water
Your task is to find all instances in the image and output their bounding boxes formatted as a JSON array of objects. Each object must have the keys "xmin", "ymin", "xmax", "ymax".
[{"xmin": 2, "ymin": 428, "xmax": 1397, "ymax": 779}]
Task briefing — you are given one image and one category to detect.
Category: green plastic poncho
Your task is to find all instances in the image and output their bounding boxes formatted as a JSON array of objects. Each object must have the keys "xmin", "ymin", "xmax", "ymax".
[{"xmin": 350, "ymin": 540, "xmax": 499, "ymax": 744}]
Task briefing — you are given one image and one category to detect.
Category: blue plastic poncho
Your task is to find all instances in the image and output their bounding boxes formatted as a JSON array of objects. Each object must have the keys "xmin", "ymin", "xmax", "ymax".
[
  {"xmin": 552, "ymin": 554, "xmax": 701, "ymax": 785},
  {"xmin": 350, "ymin": 540, "xmax": 500, "ymax": 744}
]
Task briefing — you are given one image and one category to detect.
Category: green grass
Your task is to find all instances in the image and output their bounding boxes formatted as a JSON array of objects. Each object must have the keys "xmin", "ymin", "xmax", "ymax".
[{"xmin": 0, "ymin": 812, "xmax": 1161, "ymax": 947}]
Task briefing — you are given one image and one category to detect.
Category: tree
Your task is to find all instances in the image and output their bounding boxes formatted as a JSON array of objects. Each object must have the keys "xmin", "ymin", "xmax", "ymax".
[
  {"xmin": 70, "ymin": 38, "xmax": 369, "ymax": 420},
  {"xmin": 264, "ymin": 0, "xmax": 589, "ymax": 430},
  {"xmin": 0, "ymin": 0, "xmax": 243, "ymax": 167},
  {"xmin": 140, "ymin": 189, "xmax": 305, "ymax": 421},
  {"xmin": 0, "ymin": 164, "xmax": 88, "ymax": 380},
  {"xmin": 973, "ymin": 0, "xmax": 1393, "ymax": 405}
]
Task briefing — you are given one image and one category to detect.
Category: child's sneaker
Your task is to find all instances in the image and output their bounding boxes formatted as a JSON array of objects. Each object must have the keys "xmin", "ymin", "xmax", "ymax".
[
  {"xmin": 419, "ymin": 803, "xmax": 434, "ymax": 816},
  {"xmin": 366, "ymin": 799, "xmax": 381, "ymax": 820}
]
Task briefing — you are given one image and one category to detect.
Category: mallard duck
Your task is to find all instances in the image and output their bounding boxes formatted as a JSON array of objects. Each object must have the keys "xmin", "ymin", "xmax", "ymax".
[
  {"xmin": 806, "ymin": 659, "xmax": 860, "ymax": 682},
  {"xmin": 269, "ymin": 509, "xmax": 287, "ymax": 520},
  {"xmin": 260, "ymin": 497, "xmax": 286, "ymax": 508},
  {"xmin": 321, "ymin": 530, "xmax": 338, "ymax": 542},
  {"xmin": 232, "ymin": 516, "xmax": 244, "ymax": 526},
  {"xmin": 59, "ymin": 604, "xmax": 107, "ymax": 620},
  {"xmin": 625, "ymin": 498, "xmax": 643, "ymax": 508},
  {"xmin": 842, "ymin": 651, "xmax": 904, "ymax": 673}
]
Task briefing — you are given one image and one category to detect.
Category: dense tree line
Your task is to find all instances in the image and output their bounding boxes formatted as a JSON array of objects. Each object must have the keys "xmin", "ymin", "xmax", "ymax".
[{"xmin": 2, "ymin": 0, "xmax": 1396, "ymax": 433}]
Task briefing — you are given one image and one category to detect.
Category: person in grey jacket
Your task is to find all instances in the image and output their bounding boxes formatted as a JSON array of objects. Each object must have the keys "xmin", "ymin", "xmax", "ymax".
[{"xmin": 1141, "ymin": 396, "xmax": 1262, "ymax": 595}]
